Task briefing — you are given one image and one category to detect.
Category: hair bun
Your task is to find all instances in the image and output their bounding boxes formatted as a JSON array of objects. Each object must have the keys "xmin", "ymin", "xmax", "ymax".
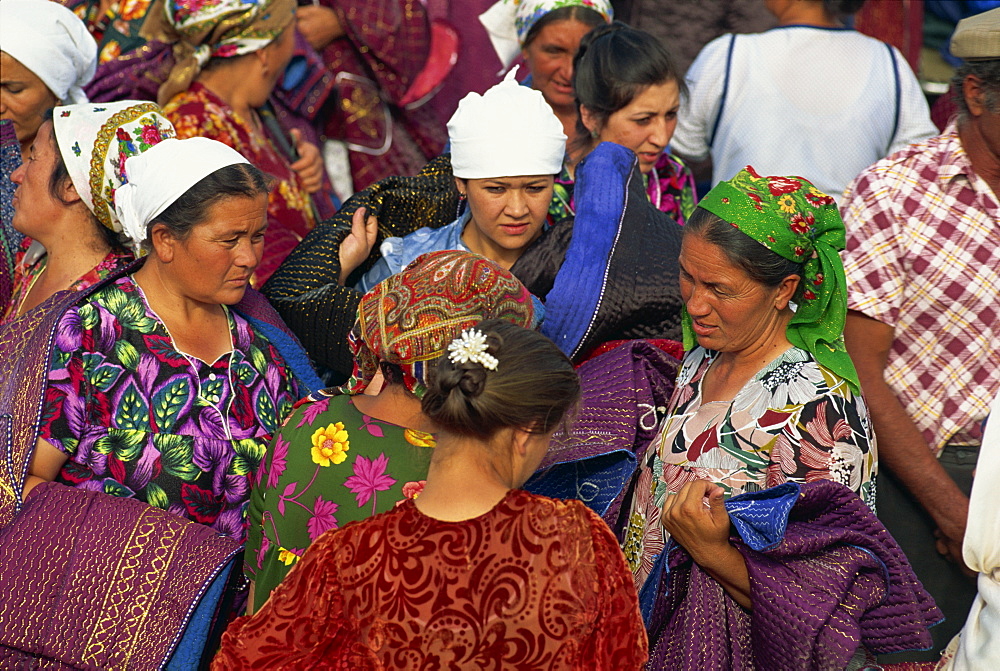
[{"xmin": 456, "ymin": 365, "xmax": 487, "ymax": 397}]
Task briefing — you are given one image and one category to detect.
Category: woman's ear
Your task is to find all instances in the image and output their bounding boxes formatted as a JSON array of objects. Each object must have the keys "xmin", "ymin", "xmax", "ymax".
[
  {"xmin": 580, "ymin": 105, "xmax": 600, "ymax": 137},
  {"xmin": 510, "ymin": 427, "xmax": 533, "ymax": 458},
  {"xmin": 453, "ymin": 177, "xmax": 467, "ymax": 198},
  {"xmin": 147, "ymin": 222, "xmax": 176, "ymax": 263},
  {"xmin": 59, "ymin": 177, "xmax": 83, "ymax": 205},
  {"xmin": 775, "ymin": 273, "xmax": 801, "ymax": 310}
]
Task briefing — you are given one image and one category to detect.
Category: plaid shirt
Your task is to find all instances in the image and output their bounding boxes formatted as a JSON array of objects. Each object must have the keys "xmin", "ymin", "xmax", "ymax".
[{"xmin": 842, "ymin": 124, "xmax": 1000, "ymax": 455}]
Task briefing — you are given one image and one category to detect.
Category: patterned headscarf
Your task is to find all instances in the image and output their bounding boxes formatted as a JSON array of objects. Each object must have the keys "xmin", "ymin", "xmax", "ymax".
[
  {"xmin": 687, "ymin": 166, "xmax": 860, "ymax": 393},
  {"xmin": 52, "ymin": 101, "xmax": 176, "ymax": 235},
  {"xmin": 479, "ymin": 0, "xmax": 613, "ymax": 69},
  {"xmin": 343, "ymin": 250, "xmax": 536, "ymax": 398},
  {"xmin": 155, "ymin": 0, "xmax": 296, "ymax": 106}
]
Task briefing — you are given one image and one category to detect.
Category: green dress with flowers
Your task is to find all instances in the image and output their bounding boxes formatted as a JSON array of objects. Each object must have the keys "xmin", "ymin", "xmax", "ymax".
[{"xmin": 245, "ymin": 391, "xmax": 436, "ymax": 610}]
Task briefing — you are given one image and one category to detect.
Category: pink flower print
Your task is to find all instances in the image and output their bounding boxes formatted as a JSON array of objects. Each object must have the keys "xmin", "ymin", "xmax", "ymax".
[
  {"xmin": 767, "ymin": 176, "xmax": 802, "ymax": 196},
  {"xmin": 296, "ymin": 397, "xmax": 330, "ymax": 428},
  {"xmin": 402, "ymin": 480, "xmax": 425, "ymax": 500},
  {"xmin": 213, "ymin": 43, "xmax": 239, "ymax": 58},
  {"xmin": 140, "ymin": 124, "xmax": 163, "ymax": 147},
  {"xmin": 265, "ymin": 433, "xmax": 289, "ymax": 489},
  {"xmin": 344, "ymin": 453, "xmax": 396, "ymax": 514},
  {"xmin": 306, "ymin": 496, "xmax": 339, "ymax": 541}
]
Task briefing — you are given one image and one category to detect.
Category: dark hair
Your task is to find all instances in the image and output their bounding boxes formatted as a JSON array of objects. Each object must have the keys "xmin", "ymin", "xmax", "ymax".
[
  {"xmin": 522, "ymin": 5, "xmax": 606, "ymax": 50},
  {"xmin": 572, "ymin": 23, "xmax": 687, "ymax": 140},
  {"xmin": 951, "ymin": 59, "xmax": 1000, "ymax": 122},
  {"xmin": 422, "ymin": 320, "xmax": 580, "ymax": 440},
  {"xmin": 379, "ymin": 361, "xmax": 406, "ymax": 387},
  {"xmin": 684, "ymin": 207, "xmax": 803, "ymax": 291},
  {"xmin": 148, "ymin": 163, "xmax": 271, "ymax": 243},
  {"xmin": 822, "ymin": 0, "xmax": 866, "ymax": 16},
  {"xmin": 44, "ymin": 114, "xmax": 124, "ymax": 252}
]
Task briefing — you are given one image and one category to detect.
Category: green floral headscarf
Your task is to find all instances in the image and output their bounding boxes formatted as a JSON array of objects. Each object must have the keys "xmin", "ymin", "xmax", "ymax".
[{"xmin": 685, "ymin": 166, "xmax": 860, "ymax": 393}]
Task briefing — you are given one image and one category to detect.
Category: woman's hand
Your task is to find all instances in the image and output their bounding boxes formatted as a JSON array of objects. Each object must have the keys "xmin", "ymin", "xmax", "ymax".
[
  {"xmin": 661, "ymin": 480, "xmax": 752, "ymax": 609},
  {"xmin": 289, "ymin": 129, "xmax": 324, "ymax": 194},
  {"xmin": 296, "ymin": 5, "xmax": 345, "ymax": 52},
  {"xmin": 338, "ymin": 206, "xmax": 379, "ymax": 285}
]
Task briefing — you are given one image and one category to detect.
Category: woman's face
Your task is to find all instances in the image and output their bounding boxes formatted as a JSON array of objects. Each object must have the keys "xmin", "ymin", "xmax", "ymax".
[
  {"xmin": 256, "ymin": 24, "xmax": 296, "ymax": 103},
  {"xmin": 678, "ymin": 232, "xmax": 797, "ymax": 353},
  {"xmin": 459, "ymin": 175, "xmax": 553, "ymax": 266},
  {"xmin": 0, "ymin": 52, "xmax": 60, "ymax": 154},
  {"xmin": 521, "ymin": 18, "xmax": 594, "ymax": 114},
  {"xmin": 584, "ymin": 79, "xmax": 680, "ymax": 174},
  {"xmin": 152, "ymin": 194, "xmax": 268, "ymax": 306},
  {"xmin": 10, "ymin": 121, "xmax": 71, "ymax": 238}
]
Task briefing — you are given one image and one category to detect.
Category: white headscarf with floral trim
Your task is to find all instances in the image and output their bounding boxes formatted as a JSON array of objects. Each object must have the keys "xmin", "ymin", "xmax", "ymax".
[
  {"xmin": 52, "ymin": 101, "xmax": 176, "ymax": 237},
  {"xmin": 478, "ymin": 0, "xmax": 612, "ymax": 70}
]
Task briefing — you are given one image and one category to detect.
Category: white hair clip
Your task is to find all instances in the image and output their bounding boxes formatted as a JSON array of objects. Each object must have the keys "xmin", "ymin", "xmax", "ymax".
[{"xmin": 447, "ymin": 328, "xmax": 498, "ymax": 371}]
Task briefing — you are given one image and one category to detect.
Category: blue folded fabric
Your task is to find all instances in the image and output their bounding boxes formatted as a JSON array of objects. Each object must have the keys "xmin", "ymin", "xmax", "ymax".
[{"xmin": 524, "ymin": 450, "xmax": 636, "ymax": 516}]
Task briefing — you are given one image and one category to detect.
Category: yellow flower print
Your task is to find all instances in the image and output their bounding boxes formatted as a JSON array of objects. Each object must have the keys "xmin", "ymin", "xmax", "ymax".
[
  {"xmin": 404, "ymin": 429, "xmax": 436, "ymax": 448},
  {"xmin": 311, "ymin": 422, "xmax": 350, "ymax": 466},
  {"xmin": 277, "ymin": 547, "xmax": 300, "ymax": 566},
  {"xmin": 777, "ymin": 194, "xmax": 796, "ymax": 213}
]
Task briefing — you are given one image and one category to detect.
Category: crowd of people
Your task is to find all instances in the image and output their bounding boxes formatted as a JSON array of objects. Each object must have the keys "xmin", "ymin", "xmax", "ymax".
[{"xmin": 0, "ymin": 0, "xmax": 997, "ymax": 669}]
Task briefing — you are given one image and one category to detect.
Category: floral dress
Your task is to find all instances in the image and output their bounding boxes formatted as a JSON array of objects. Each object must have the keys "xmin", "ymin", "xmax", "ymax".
[
  {"xmin": 245, "ymin": 391, "xmax": 436, "ymax": 610},
  {"xmin": 550, "ymin": 151, "xmax": 697, "ymax": 224},
  {"xmin": 40, "ymin": 275, "xmax": 299, "ymax": 542},
  {"xmin": 621, "ymin": 346, "xmax": 877, "ymax": 591},
  {"xmin": 164, "ymin": 83, "xmax": 316, "ymax": 286},
  {"xmin": 2, "ymin": 239, "xmax": 132, "ymax": 324}
]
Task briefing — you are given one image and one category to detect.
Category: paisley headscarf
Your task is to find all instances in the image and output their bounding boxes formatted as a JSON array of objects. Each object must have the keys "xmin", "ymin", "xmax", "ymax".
[
  {"xmin": 686, "ymin": 166, "xmax": 860, "ymax": 393},
  {"xmin": 343, "ymin": 250, "xmax": 536, "ymax": 398},
  {"xmin": 52, "ymin": 101, "xmax": 176, "ymax": 237},
  {"xmin": 155, "ymin": 0, "xmax": 296, "ymax": 106},
  {"xmin": 479, "ymin": 0, "xmax": 613, "ymax": 69}
]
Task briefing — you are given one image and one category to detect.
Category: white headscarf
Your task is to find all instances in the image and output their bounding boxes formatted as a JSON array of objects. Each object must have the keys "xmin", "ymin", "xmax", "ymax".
[
  {"xmin": 115, "ymin": 137, "xmax": 251, "ymax": 250},
  {"xmin": 0, "ymin": 0, "xmax": 98, "ymax": 104},
  {"xmin": 53, "ymin": 101, "xmax": 176, "ymax": 234},
  {"xmin": 478, "ymin": 0, "xmax": 612, "ymax": 70},
  {"xmin": 448, "ymin": 68, "xmax": 566, "ymax": 180}
]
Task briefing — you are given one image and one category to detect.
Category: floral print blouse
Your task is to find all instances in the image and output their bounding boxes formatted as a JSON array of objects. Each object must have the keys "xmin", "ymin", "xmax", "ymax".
[
  {"xmin": 245, "ymin": 391, "xmax": 436, "ymax": 610},
  {"xmin": 622, "ymin": 346, "xmax": 877, "ymax": 591},
  {"xmin": 550, "ymin": 151, "xmax": 697, "ymax": 224},
  {"xmin": 40, "ymin": 275, "xmax": 299, "ymax": 542}
]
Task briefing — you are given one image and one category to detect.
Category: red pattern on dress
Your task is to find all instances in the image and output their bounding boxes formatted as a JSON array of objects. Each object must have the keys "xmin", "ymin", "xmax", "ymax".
[{"xmin": 214, "ymin": 489, "xmax": 648, "ymax": 670}]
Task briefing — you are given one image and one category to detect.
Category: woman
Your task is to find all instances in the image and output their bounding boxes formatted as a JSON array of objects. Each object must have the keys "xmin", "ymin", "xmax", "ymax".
[
  {"xmin": 552, "ymin": 23, "xmax": 697, "ymax": 225},
  {"xmin": 2, "ymin": 100, "xmax": 163, "ymax": 323},
  {"xmin": 246, "ymin": 249, "xmax": 537, "ymax": 610},
  {"xmin": 348, "ymin": 68, "xmax": 566, "ymax": 292},
  {"xmin": 27, "ymin": 132, "xmax": 322, "ymax": 542},
  {"xmin": 479, "ymin": 0, "xmax": 612, "ymax": 143},
  {"xmin": 671, "ymin": 0, "xmax": 936, "ymax": 200},
  {"xmin": 157, "ymin": 0, "xmax": 326, "ymax": 285},
  {"xmin": 620, "ymin": 168, "xmax": 944, "ymax": 668},
  {"xmin": 0, "ymin": 0, "xmax": 97, "ymax": 161},
  {"xmin": 216, "ymin": 320, "xmax": 649, "ymax": 669}
]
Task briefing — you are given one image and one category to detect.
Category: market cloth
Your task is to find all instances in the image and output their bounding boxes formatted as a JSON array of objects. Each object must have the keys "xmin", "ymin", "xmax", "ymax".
[
  {"xmin": 514, "ymin": 141, "xmax": 685, "ymax": 362},
  {"xmin": 525, "ymin": 339, "xmax": 679, "ymax": 527},
  {"xmin": 479, "ymin": 0, "xmax": 613, "ymax": 69},
  {"xmin": 52, "ymin": 101, "xmax": 176, "ymax": 234},
  {"xmin": 115, "ymin": 137, "xmax": 249, "ymax": 249},
  {"xmin": 0, "ymin": 121, "xmax": 22, "ymax": 316},
  {"xmin": 694, "ymin": 166, "xmax": 860, "ymax": 393},
  {"xmin": 642, "ymin": 480, "xmax": 942, "ymax": 670},
  {"xmin": 155, "ymin": 0, "xmax": 295, "ymax": 106},
  {"xmin": 342, "ymin": 249, "xmax": 535, "ymax": 398},
  {"xmin": 0, "ymin": 0, "xmax": 97, "ymax": 104},
  {"xmin": 447, "ymin": 67, "xmax": 565, "ymax": 179}
]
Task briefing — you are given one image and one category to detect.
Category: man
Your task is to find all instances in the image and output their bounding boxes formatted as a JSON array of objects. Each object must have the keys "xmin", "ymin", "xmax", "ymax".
[{"xmin": 841, "ymin": 9, "xmax": 1000, "ymax": 662}]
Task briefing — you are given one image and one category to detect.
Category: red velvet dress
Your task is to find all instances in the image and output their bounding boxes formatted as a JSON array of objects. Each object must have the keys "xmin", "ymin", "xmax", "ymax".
[{"xmin": 213, "ymin": 489, "xmax": 648, "ymax": 669}]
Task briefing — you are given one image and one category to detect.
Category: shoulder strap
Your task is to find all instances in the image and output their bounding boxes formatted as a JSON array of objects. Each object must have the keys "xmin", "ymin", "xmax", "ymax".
[
  {"xmin": 886, "ymin": 43, "xmax": 901, "ymax": 155},
  {"xmin": 708, "ymin": 34, "xmax": 738, "ymax": 150}
]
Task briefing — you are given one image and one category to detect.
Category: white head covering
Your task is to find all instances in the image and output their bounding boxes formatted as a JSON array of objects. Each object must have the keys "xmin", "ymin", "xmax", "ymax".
[
  {"xmin": 115, "ymin": 137, "xmax": 251, "ymax": 250},
  {"xmin": 478, "ymin": 0, "xmax": 612, "ymax": 70},
  {"xmin": 53, "ymin": 101, "xmax": 176, "ymax": 234},
  {"xmin": 0, "ymin": 0, "xmax": 98, "ymax": 104},
  {"xmin": 448, "ymin": 68, "xmax": 566, "ymax": 180}
]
